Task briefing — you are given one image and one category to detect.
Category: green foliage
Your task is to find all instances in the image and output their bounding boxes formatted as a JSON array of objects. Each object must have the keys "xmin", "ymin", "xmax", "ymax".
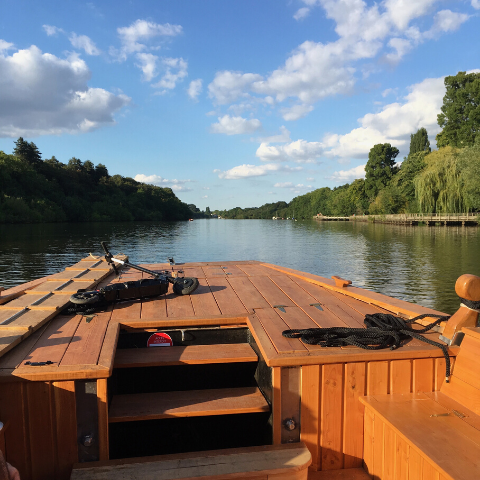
[
  {"xmin": 0, "ymin": 139, "xmax": 192, "ymax": 224},
  {"xmin": 409, "ymin": 128, "xmax": 431, "ymax": 155},
  {"xmin": 436, "ymin": 71, "xmax": 480, "ymax": 148},
  {"xmin": 458, "ymin": 136, "xmax": 480, "ymax": 211},
  {"xmin": 364, "ymin": 143, "xmax": 399, "ymax": 200}
]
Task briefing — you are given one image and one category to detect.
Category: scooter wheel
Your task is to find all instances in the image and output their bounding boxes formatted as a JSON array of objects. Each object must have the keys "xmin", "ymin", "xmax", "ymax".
[
  {"xmin": 70, "ymin": 291, "xmax": 101, "ymax": 305},
  {"xmin": 173, "ymin": 277, "xmax": 199, "ymax": 295}
]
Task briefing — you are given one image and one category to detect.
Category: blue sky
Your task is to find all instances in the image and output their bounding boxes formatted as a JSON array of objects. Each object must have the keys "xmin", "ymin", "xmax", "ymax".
[{"xmin": 0, "ymin": 0, "xmax": 479, "ymax": 210}]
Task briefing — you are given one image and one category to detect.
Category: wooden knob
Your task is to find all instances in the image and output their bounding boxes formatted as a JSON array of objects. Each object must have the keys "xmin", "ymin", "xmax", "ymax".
[{"xmin": 455, "ymin": 274, "xmax": 480, "ymax": 301}]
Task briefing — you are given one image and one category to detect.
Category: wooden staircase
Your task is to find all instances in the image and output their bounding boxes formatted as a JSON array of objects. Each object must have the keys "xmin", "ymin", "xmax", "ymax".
[{"xmin": 107, "ymin": 339, "xmax": 272, "ymax": 459}]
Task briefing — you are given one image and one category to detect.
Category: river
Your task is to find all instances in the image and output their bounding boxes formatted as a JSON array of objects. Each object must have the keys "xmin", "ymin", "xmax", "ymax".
[{"xmin": 1, "ymin": 219, "xmax": 479, "ymax": 314}]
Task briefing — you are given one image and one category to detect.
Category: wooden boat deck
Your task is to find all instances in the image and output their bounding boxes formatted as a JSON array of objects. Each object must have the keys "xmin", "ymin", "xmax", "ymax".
[{"xmin": 0, "ymin": 259, "xmax": 456, "ymax": 381}]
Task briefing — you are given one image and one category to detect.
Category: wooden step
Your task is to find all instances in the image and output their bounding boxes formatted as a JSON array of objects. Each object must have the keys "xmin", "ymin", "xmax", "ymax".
[
  {"xmin": 114, "ymin": 343, "xmax": 258, "ymax": 369},
  {"xmin": 71, "ymin": 443, "xmax": 312, "ymax": 480},
  {"xmin": 109, "ymin": 386, "xmax": 269, "ymax": 423}
]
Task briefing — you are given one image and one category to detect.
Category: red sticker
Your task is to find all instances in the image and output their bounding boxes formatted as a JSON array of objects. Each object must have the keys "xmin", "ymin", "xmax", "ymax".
[{"xmin": 147, "ymin": 333, "xmax": 173, "ymax": 347}]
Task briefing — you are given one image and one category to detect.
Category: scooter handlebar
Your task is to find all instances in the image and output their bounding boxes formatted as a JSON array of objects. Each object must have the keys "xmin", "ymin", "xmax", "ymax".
[{"xmin": 101, "ymin": 241, "xmax": 110, "ymax": 256}]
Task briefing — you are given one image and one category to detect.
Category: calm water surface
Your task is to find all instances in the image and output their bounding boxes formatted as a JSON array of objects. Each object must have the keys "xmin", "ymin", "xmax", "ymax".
[{"xmin": 1, "ymin": 220, "xmax": 479, "ymax": 314}]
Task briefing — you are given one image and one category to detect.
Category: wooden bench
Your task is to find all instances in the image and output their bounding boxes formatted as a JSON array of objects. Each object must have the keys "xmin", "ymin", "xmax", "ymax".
[
  {"xmin": 71, "ymin": 443, "xmax": 312, "ymax": 480},
  {"xmin": 360, "ymin": 326, "xmax": 480, "ymax": 480}
]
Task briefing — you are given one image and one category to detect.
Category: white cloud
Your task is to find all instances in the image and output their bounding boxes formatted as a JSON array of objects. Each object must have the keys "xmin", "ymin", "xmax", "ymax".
[
  {"xmin": 211, "ymin": 115, "xmax": 262, "ymax": 135},
  {"xmin": 274, "ymin": 182, "xmax": 314, "ymax": 194},
  {"xmin": 134, "ymin": 174, "xmax": 192, "ymax": 191},
  {"xmin": 306, "ymin": 177, "xmax": 315, "ymax": 181},
  {"xmin": 0, "ymin": 45, "xmax": 130, "ymax": 137},
  {"xmin": 42, "ymin": 25, "xmax": 64, "ymax": 36},
  {"xmin": 217, "ymin": 163, "xmax": 302, "ymax": 179},
  {"xmin": 323, "ymin": 75, "xmax": 446, "ymax": 160},
  {"xmin": 274, "ymin": 182, "xmax": 295, "ymax": 188},
  {"xmin": 382, "ymin": 87, "xmax": 397, "ymax": 97},
  {"xmin": 188, "ymin": 79, "xmax": 203, "ymax": 100},
  {"xmin": 281, "ymin": 103, "xmax": 314, "ymax": 121},
  {"xmin": 135, "ymin": 53, "xmax": 158, "ymax": 81},
  {"xmin": 69, "ymin": 33, "xmax": 101, "ymax": 56},
  {"xmin": 256, "ymin": 139, "xmax": 323, "ymax": 163},
  {"xmin": 152, "ymin": 57, "xmax": 187, "ymax": 92},
  {"xmin": 113, "ymin": 19, "xmax": 183, "ymax": 61},
  {"xmin": 259, "ymin": 126, "xmax": 291, "ymax": 144},
  {"xmin": 472, "ymin": 0, "xmax": 480, "ymax": 10},
  {"xmin": 294, "ymin": 7, "xmax": 311, "ymax": 20},
  {"xmin": 424, "ymin": 10, "xmax": 469, "ymax": 39},
  {"xmin": 208, "ymin": 71, "xmax": 262, "ymax": 105},
  {"xmin": 328, "ymin": 164, "xmax": 366, "ymax": 183}
]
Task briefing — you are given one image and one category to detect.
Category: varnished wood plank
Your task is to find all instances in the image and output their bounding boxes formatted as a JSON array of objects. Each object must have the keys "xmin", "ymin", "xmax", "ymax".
[
  {"xmin": 109, "ymin": 386, "xmax": 269, "ymax": 422},
  {"xmin": 449, "ymin": 335, "xmax": 480, "ymax": 389},
  {"xmin": 413, "ymin": 358, "xmax": 434, "ymax": 392},
  {"xmin": 343, "ymin": 362, "xmax": 365, "ymax": 468},
  {"xmin": 111, "ymin": 301, "xmax": 141, "ymax": 321},
  {"xmin": 276, "ymin": 307, "xmax": 321, "ymax": 332},
  {"xmin": 238, "ymin": 264, "xmax": 284, "ymax": 276},
  {"xmin": 221, "ymin": 265, "xmax": 247, "ymax": 276},
  {"xmin": 247, "ymin": 314, "xmax": 281, "ymax": 365},
  {"xmin": 166, "ymin": 293, "xmax": 194, "ymax": 318},
  {"xmin": 12, "ymin": 364, "xmax": 109, "ymax": 382},
  {"xmin": 60, "ymin": 310, "xmax": 111, "ymax": 366},
  {"xmin": 301, "ymin": 365, "xmax": 321, "ymax": 470},
  {"xmin": 320, "ymin": 364, "xmax": 343, "ymax": 470},
  {"xmin": 0, "ymin": 382, "xmax": 31, "ymax": 480},
  {"xmin": 97, "ymin": 321, "xmax": 120, "ymax": 372},
  {"xmin": 71, "ymin": 443, "xmax": 311, "ymax": 480},
  {"xmin": 383, "ymin": 424, "xmax": 395, "ymax": 480},
  {"xmin": 114, "ymin": 344, "xmax": 257, "ymax": 368},
  {"xmin": 329, "ymin": 290, "xmax": 392, "ymax": 318},
  {"xmin": 270, "ymin": 276, "xmax": 318, "ymax": 307},
  {"xmin": 206, "ymin": 277, "xmax": 248, "ymax": 316},
  {"xmin": 308, "ymin": 469, "xmax": 371, "ymax": 480},
  {"xmin": 227, "ymin": 276, "xmax": 270, "ymax": 311},
  {"xmin": 390, "ymin": 360, "xmax": 412, "ymax": 394},
  {"xmin": 372, "ymin": 410, "xmax": 384, "ymax": 480},
  {"xmin": 440, "ymin": 374, "xmax": 480, "ymax": 414},
  {"xmin": 54, "ymin": 381, "xmax": 78, "ymax": 478},
  {"xmin": 248, "ymin": 276, "xmax": 296, "ymax": 308},
  {"xmin": 1, "ymin": 309, "xmax": 58, "ymax": 333},
  {"xmin": 280, "ymin": 367, "xmax": 301, "ymax": 444},
  {"xmin": 362, "ymin": 407, "xmax": 374, "ymax": 476},
  {"xmin": 394, "ymin": 435, "xmax": 409, "ymax": 480},
  {"xmin": 300, "ymin": 304, "xmax": 348, "ymax": 328},
  {"xmin": 272, "ymin": 367, "xmax": 282, "ymax": 445},
  {"xmin": 189, "ymin": 278, "xmax": 222, "ymax": 316},
  {"xmin": 23, "ymin": 315, "xmax": 82, "ymax": 365},
  {"xmin": 140, "ymin": 296, "xmax": 167, "ymax": 319},
  {"xmin": 254, "ymin": 308, "xmax": 308, "ymax": 355},
  {"xmin": 367, "ymin": 361, "xmax": 389, "ymax": 395},
  {"xmin": 26, "ymin": 382, "xmax": 56, "ymax": 479},
  {"xmin": 408, "ymin": 447, "xmax": 422, "ymax": 480},
  {"xmin": 97, "ymin": 379, "xmax": 109, "ymax": 461},
  {"xmin": 422, "ymin": 459, "xmax": 440, "ymax": 480},
  {"xmin": 173, "ymin": 266, "xmax": 205, "ymax": 278}
]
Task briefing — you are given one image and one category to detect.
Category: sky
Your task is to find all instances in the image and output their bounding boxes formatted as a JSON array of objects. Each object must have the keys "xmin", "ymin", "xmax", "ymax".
[{"xmin": 0, "ymin": 0, "xmax": 479, "ymax": 211}]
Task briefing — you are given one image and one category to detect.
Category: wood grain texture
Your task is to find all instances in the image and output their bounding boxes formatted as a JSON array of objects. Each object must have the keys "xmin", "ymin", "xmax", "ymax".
[
  {"xmin": 343, "ymin": 362, "xmax": 365, "ymax": 469},
  {"xmin": 97, "ymin": 379, "xmax": 109, "ymax": 461},
  {"xmin": 300, "ymin": 365, "xmax": 321, "ymax": 470},
  {"xmin": 190, "ymin": 278, "xmax": 222, "ymax": 316},
  {"xmin": 272, "ymin": 367, "xmax": 282, "ymax": 445},
  {"xmin": 362, "ymin": 407, "xmax": 374, "ymax": 477},
  {"xmin": 109, "ymin": 387, "xmax": 269, "ymax": 423},
  {"xmin": 413, "ymin": 358, "xmax": 434, "ymax": 393},
  {"xmin": 227, "ymin": 276, "xmax": 271, "ymax": 311},
  {"xmin": 114, "ymin": 343, "xmax": 257, "ymax": 368},
  {"xmin": 390, "ymin": 360, "xmax": 412, "ymax": 394},
  {"xmin": 248, "ymin": 276, "xmax": 296, "ymax": 308},
  {"xmin": 166, "ymin": 293, "xmax": 195, "ymax": 318},
  {"xmin": 320, "ymin": 364, "xmax": 343, "ymax": 471},
  {"xmin": 367, "ymin": 361, "xmax": 389, "ymax": 395},
  {"xmin": 206, "ymin": 277, "xmax": 248, "ymax": 316}
]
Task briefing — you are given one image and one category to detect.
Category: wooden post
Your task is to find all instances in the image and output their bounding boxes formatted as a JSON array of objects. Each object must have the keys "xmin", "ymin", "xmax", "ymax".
[{"xmin": 441, "ymin": 274, "xmax": 480, "ymax": 345}]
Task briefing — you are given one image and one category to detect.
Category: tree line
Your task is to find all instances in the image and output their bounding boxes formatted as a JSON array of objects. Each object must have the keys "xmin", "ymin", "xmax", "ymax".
[
  {"xmin": 214, "ymin": 71, "xmax": 480, "ymax": 220},
  {"xmin": 0, "ymin": 139, "xmax": 200, "ymax": 223}
]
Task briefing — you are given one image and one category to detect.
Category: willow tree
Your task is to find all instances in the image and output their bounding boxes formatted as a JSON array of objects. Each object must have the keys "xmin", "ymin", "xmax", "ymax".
[{"xmin": 414, "ymin": 147, "xmax": 465, "ymax": 213}]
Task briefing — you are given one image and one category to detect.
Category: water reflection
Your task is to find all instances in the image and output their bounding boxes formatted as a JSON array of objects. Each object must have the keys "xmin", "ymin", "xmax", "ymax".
[{"xmin": 0, "ymin": 220, "xmax": 478, "ymax": 314}]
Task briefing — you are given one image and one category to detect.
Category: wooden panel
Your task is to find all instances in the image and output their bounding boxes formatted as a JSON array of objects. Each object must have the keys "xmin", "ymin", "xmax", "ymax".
[
  {"xmin": 206, "ymin": 277, "xmax": 248, "ymax": 316},
  {"xmin": 276, "ymin": 307, "xmax": 321, "ymax": 332},
  {"xmin": 280, "ymin": 367, "xmax": 301, "ymax": 444},
  {"xmin": 367, "ymin": 361, "xmax": 389, "ymax": 395},
  {"xmin": 189, "ymin": 278, "xmax": 222, "ymax": 316},
  {"xmin": 301, "ymin": 365, "xmax": 321, "ymax": 470},
  {"xmin": 372, "ymin": 411, "xmax": 384, "ymax": 480},
  {"xmin": 422, "ymin": 459, "xmax": 440, "ymax": 480},
  {"xmin": 97, "ymin": 321, "xmax": 120, "ymax": 372},
  {"xmin": 300, "ymin": 305, "xmax": 347, "ymax": 328},
  {"xmin": 383, "ymin": 424, "xmax": 395, "ymax": 480},
  {"xmin": 97, "ymin": 379, "xmax": 109, "ymax": 461},
  {"xmin": 26, "ymin": 382, "xmax": 56, "ymax": 480},
  {"xmin": 0, "ymin": 382, "xmax": 30, "ymax": 480},
  {"xmin": 111, "ymin": 301, "xmax": 141, "ymax": 321},
  {"xmin": 109, "ymin": 387, "xmax": 269, "ymax": 423},
  {"xmin": 390, "ymin": 360, "xmax": 412, "ymax": 394},
  {"xmin": 413, "ymin": 358, "xmax": 434, "ymax": 392},
  {"xmin": 114, "ymin": 344, "xmax": 257, "ymax": 368},
  {"xmin": 308, "ymin": 469, "xmax": 371, "ymax": 480},
  {"xmin": 238, "ymin": 264, "xmax": 284, "ymax": 276},
  {"xmin": 450, "ymin": 335, "xmax": 480, "ymax": 389},
  {"xmin": 320, "ymin": 364, "xmax": 343, "ymax": 470},
  {"xmin": 173, "ymin": 266, "xmax": 205, "ymax": 278},
  {"xmin": 248, "ymin": 276, "xmax": 296, "ymax": 308},
  {"xmin": 343, "ymin": 363, "xmax": 365, "ymax": 468},
  {"xmin": 227, "ymin": 276, "xmax": 270, "ymax": 311},
  {"xmin": 408, "ymin": 447, "xmax": 422, "ymax": 480},
  {"xmin": 440, "ymin": 374, "xmax": 480, "ymax": 414},
  {"xmin": 395, "ymin": 435, "xmax": 409, "ymax": 480},
  {"xmin": 54, "ymin": 381, "xmax": 78, "ymax": 479},
  {"xmin": 165, "ymin": 294, "xmax": 194, "ymax": 318},
  {"xmin": 60, "ymin": 311, "xmax": 110, "ymax": 366},
  {"xmin": 362, "ymin": 407, "xmax": 374, "ymax": 476},
  {"xmin": 272, "ymin": 367, "xmax": 282, "ymax": 445}
]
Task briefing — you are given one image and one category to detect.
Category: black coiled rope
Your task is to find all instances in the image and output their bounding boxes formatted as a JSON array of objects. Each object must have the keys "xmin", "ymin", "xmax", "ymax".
[
  {"xmin": 459, "ymin": 297, "xmax": 480, "ymax": 311},
  {"xmin": 283, "ymin": 312, "xmax": 452, "ymax": 382}
]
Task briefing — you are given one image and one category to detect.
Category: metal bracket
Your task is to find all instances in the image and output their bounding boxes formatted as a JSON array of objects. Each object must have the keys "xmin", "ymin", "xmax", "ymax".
[
  {"xmin": 24, "ymin": 360, "xmax": 55, "ymax": 366},
  {"xmin": 274, "ymin": 305, "xmax": 287, "ymax": 313},
  {"xmin": 309, "ymin": 303, "xmax": 324, "ymax": 311}
]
